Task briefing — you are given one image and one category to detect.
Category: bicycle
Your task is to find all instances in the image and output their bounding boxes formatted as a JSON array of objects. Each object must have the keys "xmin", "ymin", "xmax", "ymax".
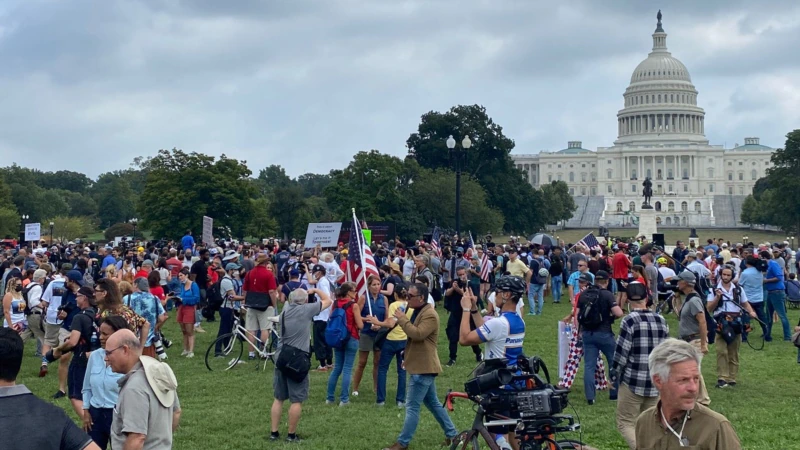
[
  {"xmin": 444, "ymin": 357, "xmax": 594, "ymax": 450},
  {"xmin": 204, "ymin": 307, "xmax": 280, "ymax": 371}
]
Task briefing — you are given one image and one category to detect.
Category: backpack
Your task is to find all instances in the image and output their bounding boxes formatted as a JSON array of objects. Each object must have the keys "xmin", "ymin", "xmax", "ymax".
[
  {"xmin": 82, "ymin": 270, "xmax": 95, "ymax": 288},
  {"xmin": 577, "ymin": 286, "xmax": 604, "ymax": 330},
  {"xmin": 78, "ymin": 308, "xmax": 101, "ymax": 356},
  {"xmin": 529, "ymin": 259, "xmax": 546, "ymax": 284},
  {"xmin": 325, "ymin": 301, "xmax": 354, "ymax": 348},
  {"xmin": 206, "ymin": 280, "xmax": 224, "ymax": 311}
]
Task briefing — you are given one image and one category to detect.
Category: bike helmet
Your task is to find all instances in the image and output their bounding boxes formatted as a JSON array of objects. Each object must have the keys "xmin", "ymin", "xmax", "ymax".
[
  {"xmin": 538, "ymin": 268, "xmax": 550, "ymax": 278},
  {"xmin": 657, "ymin": 257, "xmax": 668, "ymax": 265},
  {"xmin": 495, "ymin": 276, "xmax": 526, "ymax": 295}
]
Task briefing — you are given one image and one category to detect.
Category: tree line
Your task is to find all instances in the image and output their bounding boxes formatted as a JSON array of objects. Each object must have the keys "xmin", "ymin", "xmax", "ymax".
[
  {"xmin": 740, "ymin": 129, "xmax": 800, "ymax": 233},
  {"xmin": 0, "ymin": 105, "xmax": 577, "ymax": 242}
]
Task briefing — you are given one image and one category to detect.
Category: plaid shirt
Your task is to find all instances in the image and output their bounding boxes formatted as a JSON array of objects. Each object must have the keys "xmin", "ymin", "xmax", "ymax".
[{"xmin": 612, "ymin": 310, "xmax": 669, "ymax": 397}]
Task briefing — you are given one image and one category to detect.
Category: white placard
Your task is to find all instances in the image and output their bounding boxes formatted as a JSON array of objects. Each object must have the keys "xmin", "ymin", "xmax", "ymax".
[
  {"xmin": 202, "ymin": 216, "xmax": 214, "ymax": 246},
  {"xmin": 25, "ymin": 223, "xmax": 41, "ymax": 242},
  {"xmin": 304, "ymin": 222, "xmax": 343, "ymax": 248}
]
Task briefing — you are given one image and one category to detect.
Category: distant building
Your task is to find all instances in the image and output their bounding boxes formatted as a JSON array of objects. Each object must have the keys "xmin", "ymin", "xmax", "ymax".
[{"xmin": 511, "ymin": 12, "xmax": 773, "ymax": 228}]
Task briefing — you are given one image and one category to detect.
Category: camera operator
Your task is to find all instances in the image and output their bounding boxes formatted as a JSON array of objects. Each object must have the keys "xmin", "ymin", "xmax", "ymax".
[
  {"xmin": 444, "ymin": 267, "xmax": 482, "ymax": 367},
  {"xmin": 671, "ymin": 271, "xmax": 710, "ymax": 406},
  {"xmin": 707, "ymin": 266, "xmax": 756, "ymax": 389}
]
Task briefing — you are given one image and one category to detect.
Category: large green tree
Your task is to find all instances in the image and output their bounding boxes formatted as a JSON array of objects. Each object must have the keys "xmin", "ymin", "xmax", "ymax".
[
  {"xmin": 96, "ymin": 176, "xmax": 136, "ymax": 228},
  {"xmin": 760, "ymin": 130, "xmax": 800, "ymax": 233},
  {"xmin": 406, "ymin": 104, "xmax": 554, "ymax": 233},
  {"xmin": 0, "ymin": 176, "xmax": 18, "ymax": 238},
  {"xmin": 410, "ymin": 169, "xmax": 504, "ymax": 235},
  {"xmin": 138, "ymin": 149, "xmax": 256, "ymax": 240},
  {"xmin": 540, "ymin": 181, "xmax": 578, "ymax": 225},
  {"xmin": 297, "ymin": 173, "xmax": 331, "ymax": 197}
]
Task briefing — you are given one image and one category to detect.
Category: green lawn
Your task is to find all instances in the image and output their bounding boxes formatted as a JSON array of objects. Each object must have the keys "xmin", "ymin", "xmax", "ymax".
[{"xmin": 17, "ymin": 296, "xmax": 800, "ymax": 450}]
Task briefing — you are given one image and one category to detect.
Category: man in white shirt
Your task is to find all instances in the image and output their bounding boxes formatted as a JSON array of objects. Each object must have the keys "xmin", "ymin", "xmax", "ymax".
[
  {"xmin": 310, "ymin": 265, "xmax": 334, "ymax": 371},
  {"xmin": 22, "ymin": 269, "xmax": 49, "ymax": 354}
]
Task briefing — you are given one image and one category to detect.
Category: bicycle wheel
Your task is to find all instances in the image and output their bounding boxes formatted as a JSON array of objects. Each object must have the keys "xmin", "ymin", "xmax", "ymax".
[
  {"xmin": 205, "ymin": 333, "xmax": 243, "ymax": 371},
  {"xmin": 266, "ymin": 329, "xmax": 280, "ymax": 364},
  {"xmin": 449, "ymin": 430, "xmax": 481, "ymax": 450},
  {"xmin": 554, "ymin": 439, "xmax": 586, "ymax": 450}
]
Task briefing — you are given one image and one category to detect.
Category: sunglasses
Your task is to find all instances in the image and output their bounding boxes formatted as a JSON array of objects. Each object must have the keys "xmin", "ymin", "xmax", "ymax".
[{"xmin": 105, "ymin": 345, "xmax": 125, "ymax": 357}]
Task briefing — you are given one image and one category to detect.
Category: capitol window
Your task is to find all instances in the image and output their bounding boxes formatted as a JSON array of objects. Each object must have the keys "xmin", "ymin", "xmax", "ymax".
[
  {"xmin": 629, "ymin": 202, "xmax": 636, "ymax": 212},
  {"xmin": 667, "ymin": 169, "xmax": 673, "ymax": 179},
  {"xmin": 751, "ymin": 170, "xmax": 757, "ymax": 180},
  {"xmin": 695, "ymin": 201, "xmax": 701, "ymax": 212},
  {"xmin": 569, "ymin": 172, "xmax": 574, "ymax": 182},
  {"xmin": 581, "ymin": 173, "xmax": 587, "ymax": 182},
  {"xmin": 682, "ymin": 168, "xmax": 689, "ymax": 179},
  {"xmin": 728, "ymin": 172, "xmax": 733, "ymax": 181},
  {"xmin": 646, "ymin": 169, "xmax": 652, "ymax": 178},
  {"xmin": 607, "ymin": 169, "xmax": 613, "ymax": 178},
  {"xmin": 668, "ymin": 201, "xmax": 675, "ymax": 212},
  {"xmin": 728, "ymin": 162, "xmax": 732, "ymax": 166},
  {"xmin": 707, "ymin": 168, "xmax": 714, "ymax": 178},
  {"xmin": 681, "ymin": 201, "xmax": 688, "ymax": 212},
  {"xmin": 739, "ymin": 161, "xmax": 743, "ymax": 166},
  {"xmin": 548, "ymin": 174, "xmax": 552, "ymax": 182},
  {"xmin": 739, "ymin": 186, "xmax": 744, "ymax": 195},
  {"xmin": 581, "ymin": 164, "xmax": 585, "ymax": 168},
  {"xmin": 591, "ymin": 173, "xmax": 596, "ymax": 182},
  {"xmin": 738, "ymin": 172, "xmax": 743, "ymax": 181},
  {"xmin": 631, "ymin": 169, "xmax": 637, "ymax": 180},
  {"xmin": 569, "ymin": 188, "xmax": 574, "ymax": 195},
  {"xmin": 709, "ymin": 184, "xmax": 714, "ymax": 193},
  {"xmin": 668, "ymin": 183, "xmax": 673, "ymax": 192},
  {"xmin": 632, "ymin": 184, "xmax": 636, "ymax": 193},
  {"xmin": 608, "ymin": 184, "xmax": 612, "ymax": 193},
  {"xmin": 557, "ymin": 164, "xmax": 561, "ymax": 168},
  {"xmin": 581, "ymin": 187, "xmax": 586, "ymax": 196},
  {"xmin": 728, "ymin": 187, "xmax": 733, "ymax": 194},
  {"xmin": 557, "ymin": 174, "xmax": 562, "ymax": 181},
  {"xmin": 683, "ymin": 184, "xmax": 688, "ymax": 192},
  {"xmin": 616, "ymin": 202, "xmax": 623, "ymax": 212}
]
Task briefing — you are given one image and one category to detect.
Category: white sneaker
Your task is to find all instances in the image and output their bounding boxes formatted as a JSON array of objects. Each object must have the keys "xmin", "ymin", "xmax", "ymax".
[
  {"xmin": 352, "ymin": 391, "xmax": 359, "ymax": 397},
  {"xmin": 397, "ymin": 401, "xmax": 405, "ymax": 408},
  {"xmin": 185, "ymin": 352, "xmax": 194, "ymax": 358},
  {"xmin": 180, "ymin": 350, "xmax": 189, "ymax": 356},
  {"xmin": 158, "ymin": 354, "xmax": 168, "ymax": 361}
]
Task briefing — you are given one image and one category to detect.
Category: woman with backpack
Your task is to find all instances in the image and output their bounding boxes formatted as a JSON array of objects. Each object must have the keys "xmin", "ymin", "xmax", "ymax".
[
  {"xmin": 325, "ymin": 282, "xmax": 364, "ymax": 406},
  {"xmin": 350, "ymin": 275, "xmax": 387, "ymax": 398}
]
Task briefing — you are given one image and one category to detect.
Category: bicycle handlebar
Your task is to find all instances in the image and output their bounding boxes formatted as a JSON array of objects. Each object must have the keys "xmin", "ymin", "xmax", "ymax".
[{"xmin": 445, "ymin": 390, "xmax": 469, "ymax": 412}]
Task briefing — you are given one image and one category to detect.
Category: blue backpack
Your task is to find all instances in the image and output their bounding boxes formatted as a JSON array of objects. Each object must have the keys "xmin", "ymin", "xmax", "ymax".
[{"xmin": 325, "ymin": 301, "xmax": 354, "ymax": 348}]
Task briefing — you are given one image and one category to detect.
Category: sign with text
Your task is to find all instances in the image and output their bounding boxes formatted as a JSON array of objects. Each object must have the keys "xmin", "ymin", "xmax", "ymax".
[
  {"xmin": 202, "ymin": 216, "xmax": 214, "ymax": 246},
  {"xmin": 338, "ymin": 221, "xmax": 395, "ymax": 246},
  {"xmin": 25, "ymin": 223, "xmax": 41, "ymax": 242},
  {"xmin": 304, "ymin": 222, "xmax": 344, "ymax": 248}
]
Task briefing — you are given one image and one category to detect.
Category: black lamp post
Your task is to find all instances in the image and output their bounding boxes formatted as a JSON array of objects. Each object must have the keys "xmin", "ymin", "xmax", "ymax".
[
  {"xmin": 446, "ymin": 134, "xmax": 471, "ymax": 239},
  {"xmin": 49, "ymin": 222, "xmax": 54, "ymax": 246},
  {"xmin": 129, "ymin": 218, "xmax": 138, "ymax": 242}
]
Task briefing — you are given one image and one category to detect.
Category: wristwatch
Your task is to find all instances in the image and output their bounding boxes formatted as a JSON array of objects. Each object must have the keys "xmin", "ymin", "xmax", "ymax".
[{"xmin": 470, "ymin": 309, "xmax": 478, "ymax": 314}]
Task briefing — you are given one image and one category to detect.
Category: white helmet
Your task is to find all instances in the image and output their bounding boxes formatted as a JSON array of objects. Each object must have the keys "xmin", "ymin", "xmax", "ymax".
[{"xmin": 538, "ymin": 268, "xmax": 550, "ymax": 278}]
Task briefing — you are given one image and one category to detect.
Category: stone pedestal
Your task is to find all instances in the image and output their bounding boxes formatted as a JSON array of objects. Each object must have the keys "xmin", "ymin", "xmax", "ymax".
[{"xmin": 638, "ymin": 207, "xmax": 657, "ymax": 242}]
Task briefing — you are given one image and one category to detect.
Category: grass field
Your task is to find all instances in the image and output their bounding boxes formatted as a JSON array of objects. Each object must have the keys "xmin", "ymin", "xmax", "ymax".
[{"xmin": 17, "ymin": 295, "xmax": 800, "ymax": 450}]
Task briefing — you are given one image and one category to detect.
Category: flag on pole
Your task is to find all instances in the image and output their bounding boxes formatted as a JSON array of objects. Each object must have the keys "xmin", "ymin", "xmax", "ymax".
[
  {"xmin": 347, "ymin": 210, "xmax": 379, "ymax": 305},
  {"xmin": 430, "ymin": 226, "xmax": 442, "ymax": 258},
  {"xmin": 577, "ymin": 232, "xmax": 602, "ymax": 251},
  {"xmin": 479, "ymin": 247, "xmax": 491, "ymax": 283}
]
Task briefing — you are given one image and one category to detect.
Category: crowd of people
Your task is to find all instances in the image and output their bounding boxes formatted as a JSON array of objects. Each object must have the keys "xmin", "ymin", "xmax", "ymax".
[{"xmin": 1, "ymin": 229, "xmax": 799, "ymax": 449}]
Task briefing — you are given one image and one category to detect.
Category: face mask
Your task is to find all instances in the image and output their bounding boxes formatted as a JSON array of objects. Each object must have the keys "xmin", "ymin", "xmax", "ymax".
[{"xmin": 14, "ymin": 284, "xmax": 22, "ymax": 292}]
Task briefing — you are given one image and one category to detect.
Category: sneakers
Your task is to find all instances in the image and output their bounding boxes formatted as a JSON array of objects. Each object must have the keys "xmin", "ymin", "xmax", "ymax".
[
  {"xmin": 195, "ymin": 326, "xmax": 206, "ymax": 333},
  {"xmin": 376, "ymin": 402, "xmax": 385, "ymax": 407},
  {"xmin": 185, "ymin": 352, "xmax": 194, "ymax": 358},
  {"xmin": 286, "ymin": 434, "xmax": 301, "ymax": 443},
  {"xmin": 38, "ymin": 365, "xmax": 48, "ymax": 378},
  {"xmin": 339, "ymin": 401, "xmax": 349, "ymax": 407},
  {"xmin": 716, "ymin": 380, "xmax": 728, "ymax": 389},
  {"xmin": 325, "ymin": 364, "xmax": 333, "ymax": 370},
  {"xmin": 52, "ymin": 390, "xmax": 66, "ymax": 399},
  {"xmin": 158, "ymin": 354, "xmax": 169, "ymax": 361},
  {"xmin": 728, "ymin": 381, "xmax": 737, "ymax": 387},
  {"xmin": 181, "ymin": 350, "xmax": 189, "ymax": 356},
  {"xmin": 269, "ymin": 432, "xmax": 280, "ymax": 441},
  {"xmin": 397, "ymin": 401, "xmax": 405, "ymax": 408},
  {"xmin": 446, "ymin": 359, "xmax": 456, "ymax": 367},
  {"xmin": 587, "ymin": 399, "xmax": 595, "ymax": 405},
  {"xmin": 316, "ymin": 365, "xmax": 328, "ymax": 372}
]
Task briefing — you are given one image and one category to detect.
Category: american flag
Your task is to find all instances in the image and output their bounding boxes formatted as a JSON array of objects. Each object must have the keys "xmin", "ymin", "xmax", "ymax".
[
  {"xmin": 479, "ymin": 246, "xmax": 491, "ymax": 282},
  {"xmin": 577, "ymin": 232, "xmax": 602, "ymax": 251},
  {"xmin": 430, "ymin": 226, "xmax": 442, "ymax": 258},
  {"xmin": 347, "ymin": 211, "xmax": 379, "ymax": 303}
]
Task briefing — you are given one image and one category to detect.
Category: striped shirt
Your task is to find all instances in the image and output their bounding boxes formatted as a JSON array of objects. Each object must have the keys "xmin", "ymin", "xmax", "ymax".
[{"xmin": 612, "ymin": 310, "xmax": 669, "ymax": 397}]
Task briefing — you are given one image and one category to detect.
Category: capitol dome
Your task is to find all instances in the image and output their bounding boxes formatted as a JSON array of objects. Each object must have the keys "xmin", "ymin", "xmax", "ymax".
[{"xmin": 615, "ymin": 10, "xmax": 707, "ymax": 144}]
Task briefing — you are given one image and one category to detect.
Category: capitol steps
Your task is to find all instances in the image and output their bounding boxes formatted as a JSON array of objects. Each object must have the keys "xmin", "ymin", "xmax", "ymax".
[
  {"xmin": 564, "ymin": 196, "xmax": 605, "ymax": 228},
  {"xmin": 712, "ymin": 195, "xmax": 748, "ymax": 227}
]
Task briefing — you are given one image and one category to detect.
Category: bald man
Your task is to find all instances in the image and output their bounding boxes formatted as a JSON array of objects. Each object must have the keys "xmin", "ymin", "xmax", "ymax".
[{"xmin": 106, "ymin": 329, "xmax": 181, "ymax": 450}]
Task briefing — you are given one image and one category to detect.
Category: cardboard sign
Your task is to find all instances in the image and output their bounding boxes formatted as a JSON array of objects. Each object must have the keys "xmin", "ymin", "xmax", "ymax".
[
  {"xmin": 202, "ymin": 216, "xmax": 214, "ymax": 246},
  {"xmin": 304, "ymin": 222, "xmax": 343, "ymax": 248},
  {"xmin": 25, "ymin": 223, "xmax": 41, "ymax": 242}
]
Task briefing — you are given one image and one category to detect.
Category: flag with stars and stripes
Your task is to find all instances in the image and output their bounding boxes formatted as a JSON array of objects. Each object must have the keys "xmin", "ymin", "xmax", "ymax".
[
  {"xmin": 347, "ymin": 211, "xmax": 379, "ymax": 302},
  {"xmin": 430, "ymin": 226, "xmax": 442, "ymax": 258},
  {"xmin": 577, "ymin": 232, "xmax": 602, "ymax": 252}
]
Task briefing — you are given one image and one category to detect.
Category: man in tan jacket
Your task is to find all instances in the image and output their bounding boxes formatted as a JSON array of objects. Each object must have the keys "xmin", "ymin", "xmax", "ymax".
[{"xmin": 382, "ymin": 283, "xmax": 458, "ymax": 450}]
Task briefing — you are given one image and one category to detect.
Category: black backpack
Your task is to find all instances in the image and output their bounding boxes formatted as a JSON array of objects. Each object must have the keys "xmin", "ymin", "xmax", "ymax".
[
  {"xmin": 577, "ymin": 286, "xmax": 604, "ymax": 330},
  {"xmin": 206, "ymin": 280, "xmax": 224, "ymax": 311}
]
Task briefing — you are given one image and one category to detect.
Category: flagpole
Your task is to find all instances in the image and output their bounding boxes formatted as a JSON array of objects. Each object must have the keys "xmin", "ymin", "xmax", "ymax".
[
  {"xmin": 567, "ymin": 232, "xmax": 593, "ymax": 253},
  {"xmin": 353, "ymin": 209, "xmax": 373, "ymax": 316}
]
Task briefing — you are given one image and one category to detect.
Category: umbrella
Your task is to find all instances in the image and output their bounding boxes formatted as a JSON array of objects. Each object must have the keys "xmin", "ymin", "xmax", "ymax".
[{"xmin": 528, "ymin": 233, "xmax": 558, "ymax": 248}]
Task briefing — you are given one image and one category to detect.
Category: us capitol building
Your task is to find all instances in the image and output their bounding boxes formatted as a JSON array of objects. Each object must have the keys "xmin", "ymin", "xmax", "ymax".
[{"xmin": 511, "ymin": 11, "xmax": 774, "ymax": 229}]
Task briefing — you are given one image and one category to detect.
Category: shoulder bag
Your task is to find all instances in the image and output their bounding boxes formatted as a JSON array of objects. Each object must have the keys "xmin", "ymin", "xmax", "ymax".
[{"xmin": 275, "ymin": 311, "xmax": 311, "ymax": 382}]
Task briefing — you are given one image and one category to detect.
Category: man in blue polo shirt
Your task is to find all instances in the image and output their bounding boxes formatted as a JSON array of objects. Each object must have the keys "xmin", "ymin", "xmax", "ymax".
[
  {"xmin": 181, "ymin": 230, "xmax": 195, "ymax": 252},
  {"xmin": 760, "ymin": 251, "xmax": 791, "ymax": 341}
]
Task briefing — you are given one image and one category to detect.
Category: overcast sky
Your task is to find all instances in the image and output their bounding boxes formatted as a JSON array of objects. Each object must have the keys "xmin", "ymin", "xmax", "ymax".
[{"xmin": 1, "ymin": 0, "xmax": 798, "ymax": 179}]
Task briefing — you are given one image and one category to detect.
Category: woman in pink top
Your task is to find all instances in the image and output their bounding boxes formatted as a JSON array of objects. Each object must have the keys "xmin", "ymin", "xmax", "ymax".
[{"xmin": 325, "ymin": 282, "xmax": 364, "ymax": 406}]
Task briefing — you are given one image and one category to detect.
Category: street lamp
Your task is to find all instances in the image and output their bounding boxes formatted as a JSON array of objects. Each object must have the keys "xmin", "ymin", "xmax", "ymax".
[
  {"xmin": 743, "ymin": 235, "xmax": 749, "ymax": 245},
  {"xmin": 129, "ymin": 218, "xmax": 139, "ymax": 242},
  {"xmin": 791, "ymin": 236, "xmax": 796, "ymax": 249},
  {"xmin": 446, "ymin": 134, "xmax": 471, "ymax": 239},
  {"xmin": 49, "ymin": 222, "xmax": 54, "ymax": 246}
]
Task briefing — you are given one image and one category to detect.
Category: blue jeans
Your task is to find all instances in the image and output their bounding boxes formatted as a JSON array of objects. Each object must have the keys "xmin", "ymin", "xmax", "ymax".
[
  {"xmin": 88, "ymin": 407, "xmax": 114, "ymax": 449},
  {"xmin": 551, "ymin": 278, "xmax": 563, "ymax": 303},
  {"xmin": 397, "ymin": 374, "xmax": 458, "ymax": 447},
  {"xmin": 377, "ymin": 339, "xmax": 406, "ymax": 404},
  {"xmin": 582, "ymin": 330, "xmax": 618, "ymax": 401},
  {"xmin": 214, "ymin": 307, "xmax": 235, "ymax": 355},
  {"xmin": 528, "ymin": 283, "xmax": 545, "ymax": 314},
  {"xmin": 766, "ymin": 290, "xmax": 791, "ymax": 341},
  {"xmin": 326, "ymin": 338, "xmax": 359, "ymax": 403}
]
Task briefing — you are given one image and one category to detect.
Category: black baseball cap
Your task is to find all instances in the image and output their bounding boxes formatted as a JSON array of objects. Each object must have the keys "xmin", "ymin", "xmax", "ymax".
[{"xmin": 595, "ymin": 270, "xmax": 609, "ymax": 280}]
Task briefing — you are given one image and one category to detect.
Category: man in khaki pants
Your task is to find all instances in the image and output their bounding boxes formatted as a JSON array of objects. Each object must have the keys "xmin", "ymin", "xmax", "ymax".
[
  {"xmin": 611, "ymin": 283, "xmax": 669, "ymax": 449},
  {"xmin": 674, "ymin": 270, "xmax": 711, "ymax": 405}
]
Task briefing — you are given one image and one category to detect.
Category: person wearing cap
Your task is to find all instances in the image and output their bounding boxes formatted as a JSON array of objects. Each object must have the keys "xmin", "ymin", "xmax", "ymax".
[
  {"xmin": 612, "ymin": 277, "xmax": 668, "ymax": 449},
  {"xmin": 671, "ymin": 270, "xmax": 711, "ymax": 405},
  {"xmin": 309, "ymin": 263, "xmax": 334, "ymax": 370},
  {"xmin": 106, "ymin": 329, "xmax": 181, "ymax": 450},
  {"xmin": 280, "ymin": 269, "xmax": 303, "ymax": 304},
  {"xmin": 125, "ymin": 278, "xmax": 167, "ymax": 359},
  {"xmin": 48, "ymin": 285, "xmax": 98, "ymax": 419},
  {"xmin": 214, "ymin": 262, "xmax": 244, "ymax": 357},
  {"xmin": 48, "ymin": 268, "xmax": 84, "ymax": 399},
  {"xmin": 21, "ymin": 268, "xmax": 49, "ymax": 352}
]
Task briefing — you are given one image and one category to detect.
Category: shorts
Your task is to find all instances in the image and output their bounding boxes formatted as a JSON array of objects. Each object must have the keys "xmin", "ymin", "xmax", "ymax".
[
  {"xmin": 615, "ymin": 279, "xmax": 627, "ymax": 292},
  {"xmin": 177, "ymin": 305, "xmax": 196, "ymax": 324},
  {"xmin": 245, "ymin": 306, "xmax": 275, "ymax": 331},
  {"xmin": 358, "ymin": 333, "xmax": 377, "ymax": 352},
  {"xmin": 273, "ymin": 365, "xmax": 309, "ymax": 403},
  {"xmin": 68, "ymin": 363, "xmax": 87, "ymax": 400},
  {"xmin": 43, "ymin": 322, "xmax": 62, "ymax": 347}
]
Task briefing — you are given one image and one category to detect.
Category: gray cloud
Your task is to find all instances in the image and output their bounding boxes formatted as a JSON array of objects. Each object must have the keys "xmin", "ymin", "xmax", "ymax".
[{"xmin": 0, "ymin": 0, "xmax": 797, "ymax": 179}]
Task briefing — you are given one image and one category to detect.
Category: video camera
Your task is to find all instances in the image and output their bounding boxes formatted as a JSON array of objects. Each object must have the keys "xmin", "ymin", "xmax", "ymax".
[{"xmin": 464, "ymin": 357, "xmax": 569, "ymax": 421}]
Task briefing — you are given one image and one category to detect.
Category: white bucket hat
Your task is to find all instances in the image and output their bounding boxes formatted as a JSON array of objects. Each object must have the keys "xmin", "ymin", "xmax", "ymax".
[{"xmin": 139, "ymin": 356, "xmax": 178, "ymax": 408}]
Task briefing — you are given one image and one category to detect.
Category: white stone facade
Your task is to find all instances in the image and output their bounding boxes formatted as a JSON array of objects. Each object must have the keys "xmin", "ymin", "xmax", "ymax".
[{"xmin": 511, "ymin": 13, "xmax": 774, "ymax": 228}]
